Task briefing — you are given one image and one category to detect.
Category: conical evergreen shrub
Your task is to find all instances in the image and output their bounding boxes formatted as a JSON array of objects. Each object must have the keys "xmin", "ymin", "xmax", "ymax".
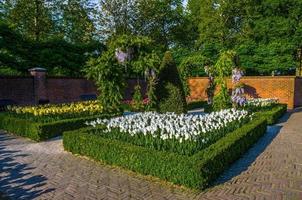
[{"xmin": 155, "ymin": 51, "xmax": 187, "ymax": 114}]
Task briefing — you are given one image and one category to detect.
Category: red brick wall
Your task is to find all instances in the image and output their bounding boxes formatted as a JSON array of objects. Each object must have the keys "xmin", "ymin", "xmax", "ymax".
[
  {"xmin": 294, "ymin": 77, "xmax": 302, "ymax": 107},
  {"xmin": 46, "ymin": 77, "xmax": 97, "ymax": 103},
  {"xmin": 1, "ymin": 75, "xmax": 301, "ymax": 108},
  {"xmin": 0, "ymin": 76, "xmax": 34, "ymax": 105},
  {"xmin": 188, "ymin": 76, "xmax": 297, "ymax": 109}
]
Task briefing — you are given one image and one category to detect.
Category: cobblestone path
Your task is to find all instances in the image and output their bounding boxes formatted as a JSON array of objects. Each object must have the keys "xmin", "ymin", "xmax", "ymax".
[{"xmin": 0, "ymin": 109, "xmax": 302, "ymax": 199}]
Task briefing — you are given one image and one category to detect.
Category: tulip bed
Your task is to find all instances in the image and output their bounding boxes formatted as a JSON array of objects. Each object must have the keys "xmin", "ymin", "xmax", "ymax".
[
  {"xmin": 85, "ymin": 109, "xmax": 251, "ymax": 156},
  {"xmin": 6, "ymin": 100, "xmax": 103, "ymax": 123},
  {"xmin": 63, "ymin": 109, "xmax": 270, "ymax": 189},
  {"xmin": 0, "ymin": 101, "xmax": 120, "ymax": 141}
]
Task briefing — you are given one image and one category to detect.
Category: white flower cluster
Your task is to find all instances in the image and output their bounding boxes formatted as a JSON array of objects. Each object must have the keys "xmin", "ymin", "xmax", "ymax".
[
  {"xmin": 86, "ymin": 109, "xmax": 250, "ymax": 142},
  {"xmin": 246, "ymin": 98, "xmax": 279, "ymax": 107}
]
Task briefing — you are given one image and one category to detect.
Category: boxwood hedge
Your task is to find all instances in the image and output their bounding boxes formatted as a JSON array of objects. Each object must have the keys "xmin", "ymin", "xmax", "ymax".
[
  {"xmin": 63, "ymin": 117, "xmax": 267, "ymax": 189},
  {"xmin": 0, "ymin": 113, "xmax": 118, "ymax": 141},
  {"xmin": 255, "ymin": 104, "xmax": 287, "ymax": 125}
]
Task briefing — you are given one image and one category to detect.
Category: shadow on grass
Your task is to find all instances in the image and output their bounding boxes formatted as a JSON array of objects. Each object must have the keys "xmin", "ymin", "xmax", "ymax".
[
  {"xmin": 0, "ymin": 133, "xmax": 55, "ymax": 200},
  {"xmin": 213, "ymin": 111, "xmax": 293, "ymax": 186}
]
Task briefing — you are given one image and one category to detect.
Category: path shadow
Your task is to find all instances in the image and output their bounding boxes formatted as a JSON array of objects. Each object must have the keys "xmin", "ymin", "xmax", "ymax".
[
  {"xmin": 213, "ymin": 111, "xmax": 293, "ymax": 185},
  {"xmin": 0, "ymin": 133, "xmax": 55, "ymax": 200}
]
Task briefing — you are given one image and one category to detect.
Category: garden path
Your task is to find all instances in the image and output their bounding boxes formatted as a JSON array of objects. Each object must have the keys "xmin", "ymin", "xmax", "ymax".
[{"xmin": 0, "ymin": 109, "xmax": 302, "ymax": 199}]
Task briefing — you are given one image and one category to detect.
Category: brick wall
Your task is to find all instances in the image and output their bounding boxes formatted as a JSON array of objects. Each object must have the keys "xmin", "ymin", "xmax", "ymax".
[
  {"xmin": 1, "ymin": 74, "xmax": 302, "ymax": 109},
  {"xmin": 46, "ymin": 77, "xmax": 97, "ymax": 103},
  {"xmin": 294, "ymin": 77, "xmax": 302, "ymax": 107},
  {"xmin": 0, "ymin": 75, "xmax": 147, "ymax": 105},
  {"xmin": 0, "ymin": 76, "xmax": 34, "ymax": 105},
  {"xmin": 188, "ymin": 76, "xmax": 298, "ymax": 109}
]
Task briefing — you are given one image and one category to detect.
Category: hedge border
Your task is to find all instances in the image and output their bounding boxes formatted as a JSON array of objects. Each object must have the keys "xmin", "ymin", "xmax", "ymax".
[
  {"xmin": 63, "ymin": 117, "xmax": 267, "ymax": 189},
  {"xmin": 0, "ymin": 113, "xmax": 119, "ymax": 141},
  {"xmin": 255, "ymin": 104, "xmax": 287, "ymax": 125}
]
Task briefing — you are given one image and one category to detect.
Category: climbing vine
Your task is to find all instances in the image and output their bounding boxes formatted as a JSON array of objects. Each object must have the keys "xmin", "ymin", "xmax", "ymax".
[{"xmin": 85, "ymin": 35, "xmax": 161, "ymax": 111}]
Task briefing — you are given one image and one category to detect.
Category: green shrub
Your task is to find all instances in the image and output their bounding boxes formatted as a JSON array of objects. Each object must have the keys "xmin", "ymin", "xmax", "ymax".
[
  {"xmin": 155, "ymin": 51, "xmax": 187, "ymax": 114},
  {"xmin": 63, "ymin": 117, "xmax": 267, "ymax": 189},
  {"xmin": 212, "ymin": 85, "xmax": 232, "ymax": 111},
  {"xmin": 255, "ymin": 104, "xmax": 287, "ymax": 125},
  {"xmin": 187, "ymin": 100, "xmax": 207, "ymax": 110},
  {"xmin": 132, "ymin": 84, "xmax": 144, "ymax": 111},
  {"xmin": 0, "ymin": 113, "xmax": 118, "ymax": 141}
]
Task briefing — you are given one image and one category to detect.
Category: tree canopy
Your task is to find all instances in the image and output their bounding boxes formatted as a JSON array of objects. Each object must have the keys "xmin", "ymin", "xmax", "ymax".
[{"xmin": 0, "ymin": 0, "xmax": 301, "ymax": 76}]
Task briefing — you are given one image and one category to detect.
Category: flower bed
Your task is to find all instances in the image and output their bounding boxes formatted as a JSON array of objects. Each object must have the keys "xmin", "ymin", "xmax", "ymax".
[
  {"xmin": 63, "ymin": 116, "xmax": 267, "ymax": 189},
  {"xmin": 86, "ymin": 109, "xmax": 251, "ymax": 155},
  {"xmin": 0, "ymin": 101, "xmax": 120, "ymax": 141},
  {"xmin": 246, "ymin": 98, "xmax": 279, "ymax": 107},
  {"xmin": 6, "ymin": 100, "xmax": 103, "ymax": 123}
]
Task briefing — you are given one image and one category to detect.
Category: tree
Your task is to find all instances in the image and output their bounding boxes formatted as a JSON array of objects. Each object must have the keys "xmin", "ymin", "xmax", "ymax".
[
  {"xmin": 235, "ymin": 0, "xmax": 302, "ymax": 75},
  {"xmin": 212, "ymin": 50, "xmax": 234, "ymax": 111},
  {"xmin": 155, "ymin": 51, "xmax": 187, "ymax": 114},
  {"xmin": 8, "ymin": 0, "xmax": 54, "ymax": 41},
  {"xmin": 61, "ymin": 0, "xmax": 96, "ymax": 43},
  {"xmin": 189, "ymin": 0, "xmax": 302, "ymax": 75},
  {"xmin": 85, "ymin": 35, "xmax": 160, "ymax": 111},
  {"xmin": 97, "ymin": 0, "xmax": 190, "ymax": 49},
  {"xmin": 0, "ymin": 22, "xmax": 104, "ymax": 76},
  {"xmin": 97, "ymin": 0, "xmax": 138, "ymax": 38},
  {"xmin": 136, "ymin": 0, "xmax": 188, "ymax": 49}
]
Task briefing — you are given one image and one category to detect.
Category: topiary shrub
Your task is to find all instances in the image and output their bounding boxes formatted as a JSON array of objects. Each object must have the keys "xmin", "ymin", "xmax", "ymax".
[{"xmin": 155, "ymin": 51, "xmax": 187, "ymax": 114}]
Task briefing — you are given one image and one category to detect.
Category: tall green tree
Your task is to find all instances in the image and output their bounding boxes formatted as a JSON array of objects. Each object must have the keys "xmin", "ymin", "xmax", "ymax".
[
  {"xmin": 61, "ymin": 0, "xmax": 96, "ymax": 43},
  {"xmin": 97, "ymin": 0, "xmax": 190, "ymax": 49},
  {"xmin": 236, "ymin": 0, "xmax": 302, "ymax": 74},
  {"xmin": 136, "ymin": 0, "xmax": 188, "ymax": 49},
  {"xmin": 7, "ymin": 0, "xmax": 54, "ymax": 41},
  {"xmin": 188, "ymin": 0, "xmax": 302, "ymax": 75}
]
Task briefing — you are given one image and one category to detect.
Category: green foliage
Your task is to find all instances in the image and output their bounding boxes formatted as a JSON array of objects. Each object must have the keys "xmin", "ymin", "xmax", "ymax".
[
  {"xmin": 213, "ymin": 85, "xmax": 232, "ymax": 111},
  {"xmin": 63, "ymin": 117, "xmax": 267, "ymax": 189},
  {"xmin": 85, "ymin": 35, "xmax": 160, "ymax": 112},
  {"xmin": 132, "ymin": 84, "xmax": 144, "ymax": 111},
  {"xmin": 61, "ymin": 0, "xmax": 95, "ymax": 43},
  {"xmin": 212, "ymin": 51, "xmax": 235, "ymax": 111},
  {"xmin": 179, "ymin": 53, "xmax": 209, "ymax": 95},
  {"xmin": 0, "ymin": 112, "xmax": 118, "ymax": 141},
  {"xmin": 196, "ymin": 118, "xmax": 267, "ymax": 188},
  {"xmin": 187, "ymin": 100, "xmax": 207, "ymax": 110},
  {"xmin": 0, "ymin": 66, "xmax": 22, "ymax": 76},
  {"xmin": 85, "ymin": 49, "xmax": 125, "ymax": 112},
  {"xmin": 189, "ymin": 0, "xmax": 302, "ymax": 75},
  {"xmin": 7, "ymin": 0, "xmax": 53, "ymax": 41},
  {"xmin": 99, "ymin": 0, "xmax": 190, "ymax": 50},
  {"xmin": 146, "ymin": 76, "xmax": 157, "ymax": 110},
  {"xmin": 254, "ymin": 104, "xmax": 287, "ymax": 125},
  {"xmin": 0, "ymin": 23, "xmax": 104, "ymax": 76},
  {"xmin": 155, "ymin": 51, "xmax": 187, "ymax": 114}
]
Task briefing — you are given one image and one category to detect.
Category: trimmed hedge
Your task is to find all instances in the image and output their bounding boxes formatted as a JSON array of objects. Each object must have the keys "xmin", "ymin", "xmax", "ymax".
[
  {"xmin": 187, "ymin": 100, "xmax": 207, "ymax": 110},
  {"xmin": 155, "ymin": 51, "xmax": 187, "ymax": 114},
  {"xmin": 0, "ymin": 113, "xmax": 118, "ymax": 141},
  {"xmin": 63, "ymin": 117, "xmax": 267, "ymax": 189},
  {"xmin": 255, "ymin": 104, "xmax": 287, "ymax": 125}
]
